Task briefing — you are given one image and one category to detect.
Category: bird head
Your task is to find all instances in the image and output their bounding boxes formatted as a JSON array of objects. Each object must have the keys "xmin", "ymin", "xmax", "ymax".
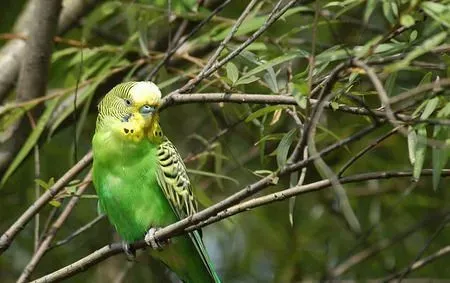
[{"xmin": 96, "ymin": 81, "xmax": 162, "ymax": 142}]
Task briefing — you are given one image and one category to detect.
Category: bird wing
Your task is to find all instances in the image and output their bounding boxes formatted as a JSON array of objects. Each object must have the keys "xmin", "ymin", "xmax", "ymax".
[
  {"xmin": 155, "ymin": 139, "xmax": 220, "ymax": 281},
  {"xmin": 155, "ymin": 139, "xmax": 198, "ymax": 218}
]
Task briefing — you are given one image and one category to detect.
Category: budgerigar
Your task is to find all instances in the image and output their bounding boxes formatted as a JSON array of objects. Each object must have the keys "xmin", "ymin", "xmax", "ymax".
[{"xmin": 92, "ymin": 81, "xmax": 221, "ymax": 283}]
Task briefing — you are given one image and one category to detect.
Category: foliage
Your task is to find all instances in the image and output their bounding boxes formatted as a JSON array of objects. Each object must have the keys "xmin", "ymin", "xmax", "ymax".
[{"xmin": 1, "ymin": 0, "xmax": 450, "ymax": 282}]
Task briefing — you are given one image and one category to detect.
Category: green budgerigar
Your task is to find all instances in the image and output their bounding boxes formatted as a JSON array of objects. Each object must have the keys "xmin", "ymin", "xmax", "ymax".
[{"xmin": 92, "ymin": 81, "xmax": 220, "ymax": 283}]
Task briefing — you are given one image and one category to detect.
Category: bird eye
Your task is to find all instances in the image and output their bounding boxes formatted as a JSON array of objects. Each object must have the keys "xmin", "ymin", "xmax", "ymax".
[
  {"xmin": 125, "ymin": 99, "xmax": 132, "ymax": 106},
  {"xmin": 140, "ymin": 104, "xmax": 155, "ymax": 115}
]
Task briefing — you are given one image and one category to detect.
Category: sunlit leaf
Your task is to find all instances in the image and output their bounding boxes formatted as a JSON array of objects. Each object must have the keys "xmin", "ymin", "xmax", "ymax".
[
  {"xmin": 420, "ymin": 97, "xmax": 439, "ymax": 120},
  {"xmin": 400, "ymin": 14, "xmax": 415, "ymax": 28},
  {"xmin": 226, "ymin": 62, "xmax": 239, "ymax": 84},
  {"xmin": 413, "ymin": 126, "xmax": 427, "ymax": 181}
]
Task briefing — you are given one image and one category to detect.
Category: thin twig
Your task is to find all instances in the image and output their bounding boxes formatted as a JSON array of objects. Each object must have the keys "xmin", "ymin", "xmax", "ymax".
[
  {"xmin": 17, "ymin": 172, "xmax": 92, "ymax": 283},
  {"xmin": 174, "ymin": 0, "xmax": 302, "ymax": 95},
  {"xmin": 49, "ymin": 214, "xmax": 106, "ymax": 250},
  {"xmin": 396, "ymin": 215, "xmax": 450, "ymax": 282},
  {"xmin": 328, "ymin": 209, "xmax": 450, "ymax": 278},
  {"xmin": 198, "ymin": 0, "xmax": 259, "ymax": 77},
  {"xmin": 337, "ymin": 127, "xmax": 400, "ymax": 177},
  {"xmin": 0, "ymin": 151, "xmax": 93, "ymax": 255},
  {"xmin": 146, "ymin": 0, "xmax": 232, "ymax": 80},
  {"xmin": 382, "ymin": 244, "xmax": 450, "ymax": 282}
]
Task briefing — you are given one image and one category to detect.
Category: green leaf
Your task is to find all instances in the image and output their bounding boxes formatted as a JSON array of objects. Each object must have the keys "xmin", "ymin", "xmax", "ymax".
[
  {"xmin": 421, "ymin": 1, "xmax": 450, "ymax": 28},
  {"xmin": 34, "ymin": 178, "xmax": 54, "ymax": 190},
  {"xmin": 420, "ymin": 97, "xmax": 439, "ymax": 120},
  {"xmin": 400, "ymin": 14, "xmax": 415, "ymax": 27},
  {"xmin": 384, "ymin": 71, "xmax": 397, "ymax": 96},
  {"xmin": 49, "ymin": 200, "xmax": 61, "ymax": 207},
  {"xmin": 211, "ymin": 6, "xmax": 311, "ymax": 41},
  {"xmin": 263, "ymin": 67, "xmax": 279, "ymax": 93},
  {"xmin": 410, "ymin": 30, "xmax": 418, "ymax": 42},
  {"xmin": 241, "ymin": 52, "xmax": 304, "ymax": 80},
  {"xmin": 330, "ymin": 101, "xmax": 339, "ymax": 111},
  {"xmin": 382, "ymin": 0, "xmax": 398, "ymax": 25},
  {"xmin": 187, "ymin": 169, "xmax": 239, "ymax": 185},
  {"xmin": 364, "ymin": 0, "xmax": 378, "ymax": 23},
  {"xmin": 1, "ymin": 98, "xmax": 60, "ymax": 187},
  {"xmin": 235, "ymin": 76, "xmax": 259, "ymax": 86},
  {"xmin": 385, "ymin": 32, "xmax": 447, "ymax": 73},
  {"xmin": 432, "ymin": 126, "xmax": 449, "ymax": 191},
  {"xmin": 413, "ymin": 126, "xmax": 427, "ymax": 181},
  {"xmin": 254, "ymin": 133, "xmax": 286, "ymax": 145},
  {"xmin": 245, "ymin": 105, "xmax": 284, "ymax": 123},
  {"xmin": 276, "ymin": 128, "xmax": 297, "ymax": 168},
  {"xmin": 437, "ymin": 102, "xmax": 450, "ymax": 118},
  {"xmin": 226, "ymin": 62, "xmax": 239, "ymax": 84},
  {"xmin": 408, "ymin": 127, "xmax": 417, "ymax": 165}
]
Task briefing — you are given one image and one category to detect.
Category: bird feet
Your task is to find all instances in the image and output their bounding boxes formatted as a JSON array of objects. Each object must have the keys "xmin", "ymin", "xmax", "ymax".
[
  {"xmin": 122, "ymin": 242, "xmax": 136, "ymax": 261},
  {"xmin": 144, "ymin": 227, "xmax": 169, "ymax": 250}
]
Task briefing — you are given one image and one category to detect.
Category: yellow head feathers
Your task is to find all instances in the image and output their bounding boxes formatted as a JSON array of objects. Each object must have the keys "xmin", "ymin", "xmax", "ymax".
[
  {"xmin": 96, "ymin": 81, "xmax": 163, "ymax": 142},
  {"xmin": 128, "ymin": 81, "xmax": 162, "ymax": 107}
]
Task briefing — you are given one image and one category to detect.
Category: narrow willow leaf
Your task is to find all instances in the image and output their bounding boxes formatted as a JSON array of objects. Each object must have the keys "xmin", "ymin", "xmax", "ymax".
[
  {"xmin": 245, "ymin": 105, "xmax": 284, "ymax": 122},
  {"xmin": 364, "ymin": 0, "xmax": 378, "ymax": 23},
  {"xmin": 382, "ymin": 0, "xmax": 397, "ymax": 25},
  {"xmin": 432, "ymin": 126, "xmax": 449, "ymax": 191},
  {"xmin": 263, "ymin": 66, "xmax": 279, "ymax": 93},
  {"xmin": 270, "ymin": 109, "xmax": 282, "ymax": 125},
  {"xmin": 226, "ymin": 62, "xmax": 239, "ymax": 84},
  {"xmin": 385, "ymin": 32, "xmax": 447, "ymax": 73},
  {"xmin": 413, "ymin": 126, "xmax": 427, "ymax": 181},
  {"xmin": 408, "ymin": 127, "xmax": 417, "ymax": 165},
  {"xmin": 214, "ymin": 144, "xmax": 224, "ymax": 189},
  {"xmin": 241, "ymin": 52, "xmax": 303, "ymax": 79},
  {"xmin": 420, "ymin": 97, "xmax": 439, "ymax": 120},
  {"xmin": 384, "ymin": 71, "xmax": 397, "ymax": 96},
  {"xmin": 254, "ymin": 133, "xmax": 286, "ymax": 146},
  {"xmin": 421, "ymin": 1, "xmax": 450, "ymax": 28},
  {"xmin": 276, "ymin": 128, "xmax": 297, "ymax": 168},
  {"xmin": 187, "ymin": 169, "xmax": 239, "ymax": 185},
  {"xmin": 235, "ymin": 76, "xmax": 259, "ymax": 86},
  {"xmin": 1, "ymin": 98, "xmax": 60, "ymax": 187},
  {"xmin": 34, "ymin": 179, "xmax": 51, "ymax": 190}
]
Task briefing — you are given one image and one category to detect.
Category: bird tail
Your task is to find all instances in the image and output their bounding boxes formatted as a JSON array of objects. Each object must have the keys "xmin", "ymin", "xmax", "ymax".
[{"xmin": 190, "ymin": 231, "xmax": 221, "ymax": 283}]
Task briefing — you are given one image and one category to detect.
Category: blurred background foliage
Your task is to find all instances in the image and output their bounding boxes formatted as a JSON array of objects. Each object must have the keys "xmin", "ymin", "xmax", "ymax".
[{"xmin": 1, "ymin": 0, "xmax": 450, "ymax": 282}]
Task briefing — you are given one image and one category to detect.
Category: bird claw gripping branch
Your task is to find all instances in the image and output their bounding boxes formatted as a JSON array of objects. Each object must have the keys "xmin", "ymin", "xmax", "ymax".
[
  {"xmin": 145, "ymin": 227, "xmax": 169, "ymax": 250},
  {"xmin": 122, "ymin": 242, "xmax": 136, "ymax": 261}
]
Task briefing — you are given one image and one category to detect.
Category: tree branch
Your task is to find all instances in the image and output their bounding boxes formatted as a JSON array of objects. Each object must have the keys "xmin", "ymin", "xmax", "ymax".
[
  {"xmin": 17, "ymin": 172, "xmax": 92, "ymax": 283},
  {"xmin": 146, "ymin": 0, "xmax": 232, "ymax": 80},
  {"xmin": 173, "ymin": 0, "xmax": 304, "ymax": 95},
  {"xmin": 31, "ymin": 169, "xmax": 450, "ymax": 283},
  {"xmin": 0, "ymin": 151, "xmax": 92, "ymax": 255},
  {"xmin": 0, "ymin": 0, "xmax": 103, "ymax": 172}
]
